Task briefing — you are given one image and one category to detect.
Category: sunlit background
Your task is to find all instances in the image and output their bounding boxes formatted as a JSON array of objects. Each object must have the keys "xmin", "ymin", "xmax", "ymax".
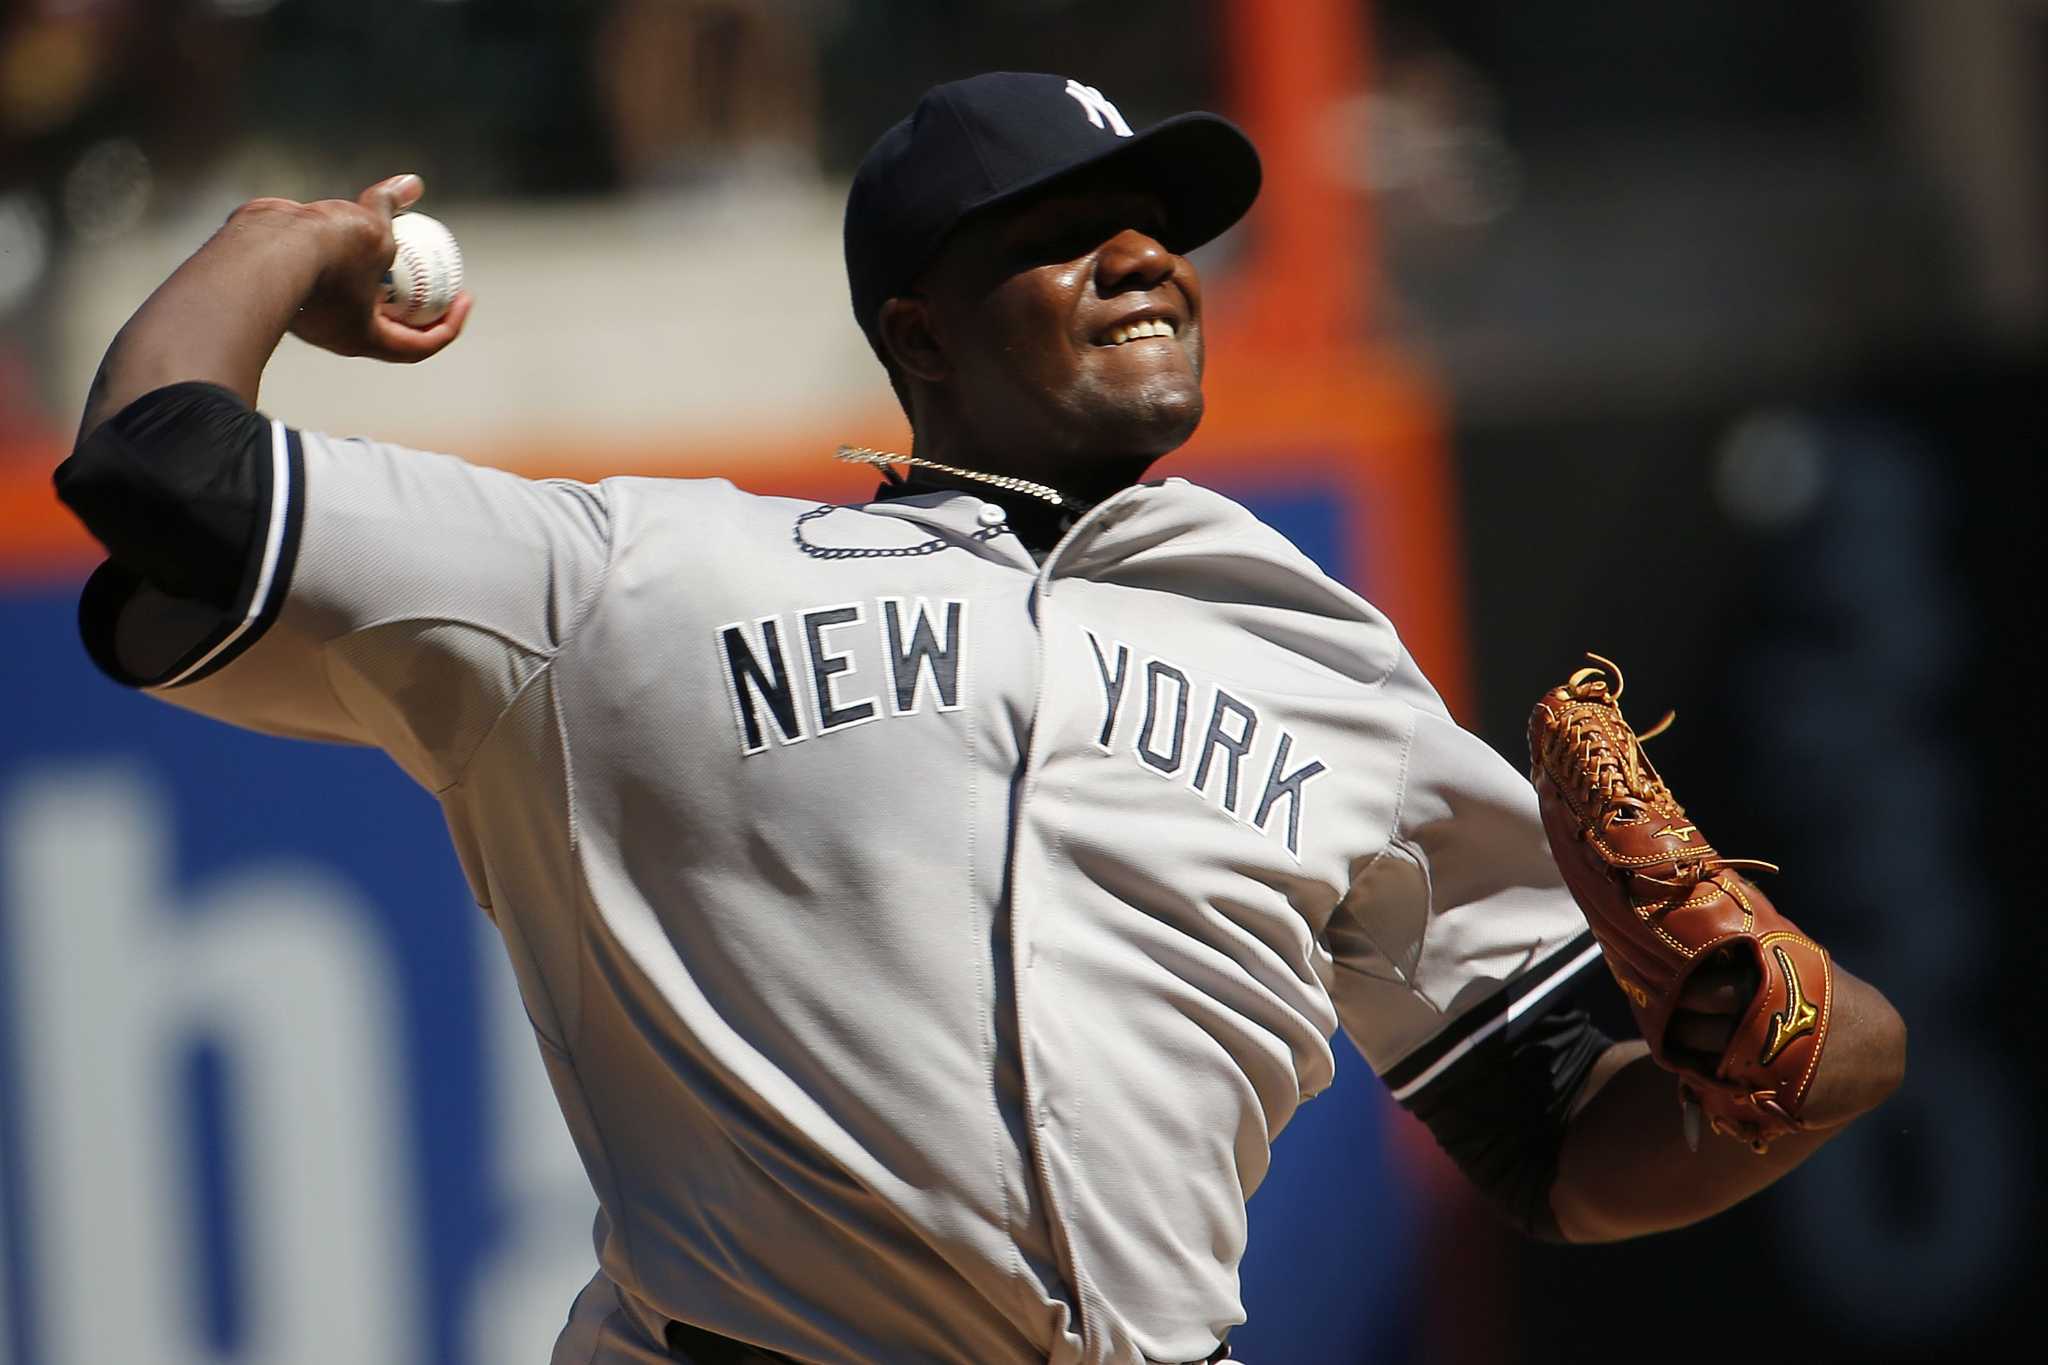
[{"xmin": 2, "ymin": 2, "xmax": 2041, "ymax": 1363}]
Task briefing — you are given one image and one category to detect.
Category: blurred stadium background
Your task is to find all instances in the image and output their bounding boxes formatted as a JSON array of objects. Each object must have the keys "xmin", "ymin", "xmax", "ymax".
[{"xmin": 2, "ymin": 2, "xmax": 2041, "ymax": 1362}]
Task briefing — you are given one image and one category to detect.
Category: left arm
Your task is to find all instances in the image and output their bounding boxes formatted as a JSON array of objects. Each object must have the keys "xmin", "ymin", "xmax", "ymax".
[
  {"xmin": 1332, "ymin": 654, "xmax": 1907, "ymax": 1243},
  {"xmin": 1548, "ymin": 961, "xmax": 1906, "ymax": 1242}
]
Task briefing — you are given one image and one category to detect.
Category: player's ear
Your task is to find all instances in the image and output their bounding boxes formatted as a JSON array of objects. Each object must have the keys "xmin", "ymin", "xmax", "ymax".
[{"xmin": 879, "ymin": 296, "xmax": 948, "ymax": 386}]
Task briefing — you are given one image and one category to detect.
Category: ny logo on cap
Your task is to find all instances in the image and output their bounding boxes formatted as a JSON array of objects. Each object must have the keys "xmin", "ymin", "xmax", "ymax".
[{"xmin": 1064, "ymin": 79, "xmax": 1133, "ymax": 137}]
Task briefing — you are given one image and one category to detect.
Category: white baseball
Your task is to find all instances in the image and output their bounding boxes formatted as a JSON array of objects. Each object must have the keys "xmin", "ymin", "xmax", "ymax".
[{"xmin": 380, "ymin": 211, "xmax": 463, "ymax": 326}]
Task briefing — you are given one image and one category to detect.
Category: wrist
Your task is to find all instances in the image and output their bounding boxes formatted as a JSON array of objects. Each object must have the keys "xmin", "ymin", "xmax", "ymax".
[
  {"xmin": 84, "ymin": 202, "xmax": 334, "ymax": 431},
  {"xmin": 1792, "ymin": 965, "xmax": 1907, "ymax": 1127},
  {"xmin": 213, "ymin": 201, "xmax": 345, "ymax": 318}
]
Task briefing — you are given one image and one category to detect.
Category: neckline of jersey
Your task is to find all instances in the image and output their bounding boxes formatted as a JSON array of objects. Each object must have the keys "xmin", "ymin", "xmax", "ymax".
[
  {"xmin": 858, "ymin": 477, "xmax": 1195, "ymax": 576},
  {"xmin": 874, "ymin": 476, "xmax": 1076, "ymax": 553}
]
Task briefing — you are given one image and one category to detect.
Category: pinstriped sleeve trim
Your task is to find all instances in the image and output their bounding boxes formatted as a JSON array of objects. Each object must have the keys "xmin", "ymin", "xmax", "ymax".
[
  {"xmin": 155, "ymin": 420, "xmax": 304, "ymax": 687},
  {"xmin": 1379, "ymin": 932, "xmax": 1602, "ymax": 1103},
  {"xmin": 77, "ymin": 418, "xmax": 306, "ymax": 690}
]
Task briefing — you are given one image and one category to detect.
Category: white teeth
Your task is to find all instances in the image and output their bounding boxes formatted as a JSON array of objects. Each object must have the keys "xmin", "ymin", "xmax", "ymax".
[{"xmin": 1105, "ymin": 318, "xmax": 1176, "ymax": 345}]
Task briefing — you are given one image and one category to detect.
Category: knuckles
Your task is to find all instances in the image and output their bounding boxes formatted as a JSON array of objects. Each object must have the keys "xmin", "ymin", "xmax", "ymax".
[
  {"xmin": 229, "ymin": 196, "xmax": 304, "ymax": 220},
  {"xmin": 226, "ymin": 197, "xmax": 393, "ymax": 259}
]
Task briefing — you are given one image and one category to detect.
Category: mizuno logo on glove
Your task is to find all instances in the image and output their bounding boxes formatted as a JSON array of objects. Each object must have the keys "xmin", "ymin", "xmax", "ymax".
[{"xmin": 1761, "ymin": 943, "xmax": 1820, "ymax": 1066}]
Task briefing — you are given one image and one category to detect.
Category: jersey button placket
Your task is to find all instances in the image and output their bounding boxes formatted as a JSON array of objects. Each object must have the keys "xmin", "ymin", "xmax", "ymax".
[{"xmin": 1007, "ymin": 487, "xmax": 1146, "ymax": 1360}]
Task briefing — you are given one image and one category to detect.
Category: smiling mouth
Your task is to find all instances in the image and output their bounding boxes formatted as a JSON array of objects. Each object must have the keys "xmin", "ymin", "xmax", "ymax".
[{"xmin": 1098, "ymin": 318, "xmax": 1179, "ymax": 346}]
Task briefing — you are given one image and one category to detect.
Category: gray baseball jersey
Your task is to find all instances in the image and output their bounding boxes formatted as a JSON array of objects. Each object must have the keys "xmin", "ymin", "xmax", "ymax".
[{"xmin": 105, "ymin": 422, "xmax": 1597, "ymax": 1365}]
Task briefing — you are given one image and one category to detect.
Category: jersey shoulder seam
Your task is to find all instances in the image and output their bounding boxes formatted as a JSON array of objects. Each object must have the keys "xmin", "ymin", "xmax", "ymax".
[
  {"xmin": 557, "ymin": 476, "xmax": 621, "ymax": 657},
  {"xmin": 431, "ymin": 655, "xmax": 560, "ymax": 795},
  {"xmin": 552, "ymin": 675, "xmax": 646, "ymax": 1270},
  {"xmin": 435, "ymin": 478, "xmax": 617, "ymax": 790},
  {"xmin": 1385, "ymin": 700, "xmax": 1437, "ymax": 1010},
  {"xmin": 553, "ymin": 669, "xmax": 589, "ymax": 1049},
  {"xmin": 1332, "ymin": 701, "xmax": 1438, "ymax": 1006}
]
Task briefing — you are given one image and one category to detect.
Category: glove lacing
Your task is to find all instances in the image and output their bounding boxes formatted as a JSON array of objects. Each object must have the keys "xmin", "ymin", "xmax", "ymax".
[{"xmin": 1545, "ymin": 654, "xmax": 1777, "ymax": 900}]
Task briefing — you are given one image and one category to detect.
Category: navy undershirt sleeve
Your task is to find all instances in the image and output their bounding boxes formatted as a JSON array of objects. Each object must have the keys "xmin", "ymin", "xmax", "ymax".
[
  {"xmin": 54, "ymin": 381, "xmax": 272, "ymax": 610},
  {"xmin": 1401, "ymin": 1001, "xmax": 1614, "ymax": 1241}
]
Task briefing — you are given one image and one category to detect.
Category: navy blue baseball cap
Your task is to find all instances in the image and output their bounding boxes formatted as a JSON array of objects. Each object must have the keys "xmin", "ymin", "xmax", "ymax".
[{"xmin": 845, "ymin": 72, "xmax": 1262, "ymax": 361}]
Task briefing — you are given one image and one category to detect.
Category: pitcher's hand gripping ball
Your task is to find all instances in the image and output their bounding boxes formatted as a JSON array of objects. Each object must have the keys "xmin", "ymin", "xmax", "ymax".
[
  {"xmin": 1527, "ymin": 655, "xmax": 1833, "ymax": 1151},
  {"xmin": 381, "ymin": 211, "xmax": 463, "ymax": 325}
]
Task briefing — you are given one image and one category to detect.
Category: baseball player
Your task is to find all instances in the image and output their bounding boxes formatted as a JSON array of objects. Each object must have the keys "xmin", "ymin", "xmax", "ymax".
[{"xmin": 55, "ymin": 73, "xmax": 1904, "ymax": 1365}]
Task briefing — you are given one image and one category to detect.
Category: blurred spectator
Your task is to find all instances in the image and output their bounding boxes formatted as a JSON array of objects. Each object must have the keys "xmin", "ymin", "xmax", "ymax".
[
  {"xmin": 1, "ymin": 1, "xmax": 262, "ymax": 442},
  {"xmin": 596, "ymin": 0, "xmax": 825, "ymax": 190}
]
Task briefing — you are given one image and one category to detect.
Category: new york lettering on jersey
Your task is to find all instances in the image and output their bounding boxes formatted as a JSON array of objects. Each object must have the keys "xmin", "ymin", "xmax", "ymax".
[
  {"xmin": 717, "ymin": 596, "xmax": 969, "ymax": 753},
  {"xmin": 1084, "ymin": 629, "xmax": 1329, "ymax": 859}
]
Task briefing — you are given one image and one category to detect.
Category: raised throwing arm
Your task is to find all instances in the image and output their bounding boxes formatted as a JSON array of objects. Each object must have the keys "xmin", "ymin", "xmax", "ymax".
[{"xmin": 77, "ymin": 174, "xmax": 470, "ymax": 440}]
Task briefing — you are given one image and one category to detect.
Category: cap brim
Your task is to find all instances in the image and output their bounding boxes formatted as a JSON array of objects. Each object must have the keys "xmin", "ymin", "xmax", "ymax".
[{"xmin": 957, "ymin": 111, "xmax": 1263, "ymax": 259}]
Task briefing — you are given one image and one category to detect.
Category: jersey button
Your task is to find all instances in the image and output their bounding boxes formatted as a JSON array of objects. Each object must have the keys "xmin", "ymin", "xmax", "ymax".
[{"xmin": 977, "ymin": 503, "xmax": 1006, "ymax": 527}]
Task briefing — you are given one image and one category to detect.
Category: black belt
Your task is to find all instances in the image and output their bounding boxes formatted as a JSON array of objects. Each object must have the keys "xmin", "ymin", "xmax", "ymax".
[
  {"xmin": 663, "ymin": 1318, "xmax": 1232, "ymax": 1363},
  {"xmin": 663, "ymin": 1318, "xmax": 793, "ymax": 1364}
]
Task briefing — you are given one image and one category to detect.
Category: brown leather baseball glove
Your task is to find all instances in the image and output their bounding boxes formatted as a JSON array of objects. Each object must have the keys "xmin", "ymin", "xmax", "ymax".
[{"xmin": 1527, "ymin": 655, "xmax": 1833, "ymax": 1152}]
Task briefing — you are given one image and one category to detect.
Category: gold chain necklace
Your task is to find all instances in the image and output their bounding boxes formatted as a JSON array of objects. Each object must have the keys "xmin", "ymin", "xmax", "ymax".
[{"xmin": 835, "ymin": 445, "xmax": 1071, "ymax": 509}]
